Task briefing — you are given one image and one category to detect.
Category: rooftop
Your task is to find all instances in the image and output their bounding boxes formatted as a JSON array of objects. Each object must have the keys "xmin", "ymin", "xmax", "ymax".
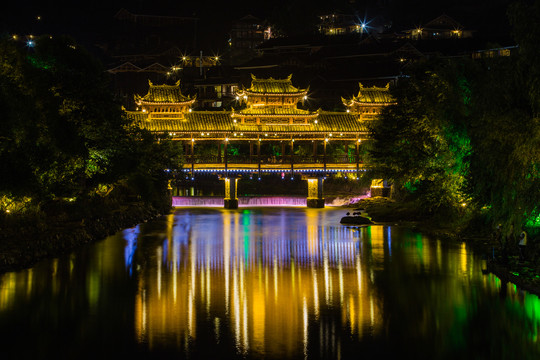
[{"xmin": 136, "ymin": 80, "xmax": 194, "ymax": 104}]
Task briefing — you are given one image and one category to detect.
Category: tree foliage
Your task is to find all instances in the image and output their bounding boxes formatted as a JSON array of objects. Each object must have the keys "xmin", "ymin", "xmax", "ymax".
[
  {"xmin": 369, "ymin": 59, "xmax": 472, "ymax": 215},
  {"xmin": 0, "ymin": 35, "xmax": 182, "ymax": 209},
  {"xmin": 369, "ymin": 1, "xmax": 540, "ymax": 233}
]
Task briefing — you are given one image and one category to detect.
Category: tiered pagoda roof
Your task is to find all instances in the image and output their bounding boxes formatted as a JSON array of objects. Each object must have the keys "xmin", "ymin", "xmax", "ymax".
[
  {"xmin": 233, "ymin": 74, "xmax": 314, "ymax": 122},
  {"xmin": 135, "ymin": 80, "xmax": 195, "ymax": 105},
  {"xmin": 342, "ymin": 83, "xmax": 395, "ymax": 107},
  {"xmin": 233, "ymin": 107, "xmax": 315, "ymax": 117},
  {"xmin": 127, "ymin": 76, "xmax": 372, "ymax": 140},
  {"xmin": 238, "ymin": 74, "xmax": 308, "ymax": 96}
]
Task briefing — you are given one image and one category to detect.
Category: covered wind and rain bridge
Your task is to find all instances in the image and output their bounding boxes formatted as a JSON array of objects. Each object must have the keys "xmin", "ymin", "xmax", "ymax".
[{"xmin": 128, "ymin": 75, "xmax": 394, "ymax": 208}]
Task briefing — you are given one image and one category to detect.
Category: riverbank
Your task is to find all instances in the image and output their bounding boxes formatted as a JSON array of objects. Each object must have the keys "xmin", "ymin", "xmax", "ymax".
[
  {"xmin": 0, "ymin": 201, "xmax": 168, "ymax": 273},
  {"xmin": 348, "ymin": 197, "xmax": 540, "ymax": 296}
]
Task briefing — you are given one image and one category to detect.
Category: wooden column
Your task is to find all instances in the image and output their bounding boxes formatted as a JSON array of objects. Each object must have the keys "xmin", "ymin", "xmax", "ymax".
[
  {"xmin": 257, "ymin": 138, "xmax": 261, "ymax": 179},
  {"xmin": 290, "ymin": 139, "xmax": 294, "ymax": 179},
  {"xmin": 323, "ymin": 138, "xmax": 327, "ymax": 175},
  {"xmin": 224, "ymin": 138, "xmax": 228, "ymax": 177},
  {"xmin": 190, "ymin": 138, "xmax": 195, "ymax": 176},
  {"xmin": 249, "ymin": 141, "xmax": 253, "ymax": 164},
  {"xmin": 355, "ymin": 139, "xmax": 360, "ymax": 179}
]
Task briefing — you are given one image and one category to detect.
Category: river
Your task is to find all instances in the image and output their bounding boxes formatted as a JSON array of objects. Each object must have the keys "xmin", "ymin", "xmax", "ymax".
[{"xmin": 1, "ymin": 207, "xmax": 539, "ymax": 359}]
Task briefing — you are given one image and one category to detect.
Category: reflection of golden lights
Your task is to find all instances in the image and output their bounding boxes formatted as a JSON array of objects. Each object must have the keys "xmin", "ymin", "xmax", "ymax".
[
  {"xmin": 460, "ymin": 242, "xmax": 468, "ymax": 275},
  {"xmin": 1, "ymin": 214, "xmax": 538, "ymax": 358}
]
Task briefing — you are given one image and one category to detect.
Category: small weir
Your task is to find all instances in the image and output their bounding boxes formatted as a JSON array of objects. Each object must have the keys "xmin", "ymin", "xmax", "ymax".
[
  {"xmin": 172, "ymin": 196, "xmax": 308, "ymax": 207},
  {"xmin": 172, "ymin": 195, "xmax": 370, "ymax": 207}
]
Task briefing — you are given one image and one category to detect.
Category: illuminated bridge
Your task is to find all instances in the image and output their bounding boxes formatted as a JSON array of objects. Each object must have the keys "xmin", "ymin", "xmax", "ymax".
[{"xmin": 127, "ymin": 76, "xmax": 394, "ymax": 208}]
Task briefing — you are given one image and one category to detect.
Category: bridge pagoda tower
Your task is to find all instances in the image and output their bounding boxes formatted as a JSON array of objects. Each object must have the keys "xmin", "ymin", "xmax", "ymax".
[
  {"xmin": 233, "ymin": 75, "xmax": 325, "ymax": 208},
  {"xmin": 342, "ymin": 83, "xmax": 395, "ymax": 120},
  {"xmin": 135, "ymin": 80, "xmax": 196, "ymax": 118},
  {"xmin": 343, "ymin": 83, "xmax": 395, "ymax": 195}
]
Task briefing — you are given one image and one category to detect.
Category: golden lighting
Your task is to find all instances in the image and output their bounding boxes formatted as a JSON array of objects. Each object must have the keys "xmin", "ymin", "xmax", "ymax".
[
  {"xmin": 131, "ymin": 213, "xmax": 384, "ymax": 356},
  {"xmin": 307, "ymin": 179, "xmax": 319, "ymax": 199},
  {"xmin": 224, "ymin": 178, "xmax": 239, "ymax": 200}
]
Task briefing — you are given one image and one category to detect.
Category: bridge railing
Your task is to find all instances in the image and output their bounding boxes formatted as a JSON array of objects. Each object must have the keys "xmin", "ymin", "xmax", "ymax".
[{"xmin": 186, "ymin": 155, "xmax": 360, "ymax": 164}]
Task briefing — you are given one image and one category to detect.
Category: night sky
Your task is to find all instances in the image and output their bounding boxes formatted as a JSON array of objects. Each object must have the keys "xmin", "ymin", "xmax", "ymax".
[{"xmin": 3, "ymin": 0, "xmax": 515, "ymax": 55}]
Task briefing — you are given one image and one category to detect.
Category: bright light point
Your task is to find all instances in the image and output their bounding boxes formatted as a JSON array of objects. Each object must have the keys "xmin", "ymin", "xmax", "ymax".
[
  {"xmin": 188, "ymin": 109, "xmax": 192, "ymax": 112},
  {"xmin": 235, "ymin": 96, "xmax": 239, "ymax": 100},
  {"xmin": 225, "ymin": 138, "xmax": 229, "ymax": 142},
  {"xmin": 346, "ymin": 109, "xmax": 350, "ymax": 113},
  {"xmin": 191, "ymin": 138, "xmax": 194, "ymax": 142},
  {"xmin": 27, "ymin": 40, "xmax": 34, "ymax": 47},
  {"xmin": 461, "ymin": 203, "xmax": 467, "ymax": 207},
  {"xmin": 314, "ymin": 120, "xmax": 318, "ymax": 124},
  {"xmin": 233, "ymin": 119, "xmax": 237, "ymax": 123}
]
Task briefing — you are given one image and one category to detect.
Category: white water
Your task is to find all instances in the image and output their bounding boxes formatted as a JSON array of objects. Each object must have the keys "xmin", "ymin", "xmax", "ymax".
[{"xmin": 172, "ymin": 194, "xmax": 370, "ymax": 207}]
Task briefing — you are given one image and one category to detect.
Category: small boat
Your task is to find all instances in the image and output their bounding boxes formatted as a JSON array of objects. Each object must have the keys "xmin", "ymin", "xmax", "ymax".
[{"xmin": 340, "ymin": 215, "xmax": 374, "ymax": 225}]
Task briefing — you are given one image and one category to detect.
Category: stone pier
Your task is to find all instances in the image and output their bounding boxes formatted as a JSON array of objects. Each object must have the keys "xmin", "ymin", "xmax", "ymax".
[
  {"xmin": 306, "ymin": 177, "xmax": 325, "ymax": 208},
  {"xmin": 223, "ymin": 177, "xmax": 239, "ymax": 209}
]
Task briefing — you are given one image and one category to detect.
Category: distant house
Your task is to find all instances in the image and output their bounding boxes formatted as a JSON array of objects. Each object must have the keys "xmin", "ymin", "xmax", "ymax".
[
  {"xmin": 230, "ymin": 15, "xmax": 271, "ymax": 50},
  {"xmin": 114, "ymin": 8, "xmax": 198, "ymax": 28},
  {"xmin": 194, "ymin": 78, "xmax": 239, "ymax": 109},
  {"xmin": 318, "ymin": 13, "xmax": 365, "ymax": 35},
  {"xmin": 403, "ymin": 15, "xmax": 473, "ymax": 40}
]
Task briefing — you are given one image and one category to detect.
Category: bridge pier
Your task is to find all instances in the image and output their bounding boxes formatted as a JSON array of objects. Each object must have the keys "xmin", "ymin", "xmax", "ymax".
[
  {"xmin": 223, "ymin": 177, "xmax": 239, "ymax": 209},
  {"xmin": 306, "ymin": 177, "xmax": 325, "ymax": 208}
]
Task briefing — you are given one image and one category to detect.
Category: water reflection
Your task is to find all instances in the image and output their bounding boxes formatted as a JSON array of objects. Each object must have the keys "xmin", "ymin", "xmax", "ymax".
[
  {"xmin": 131, "ymin": 209, "xmax": 383, "ymax": 358},
  {"xmin": 1, "ymin": 208, "xmax": 540, "ymax": 359}
]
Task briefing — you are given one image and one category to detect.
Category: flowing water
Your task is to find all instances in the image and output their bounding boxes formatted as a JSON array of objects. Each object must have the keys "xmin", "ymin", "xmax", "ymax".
[{"xmin": 1, "ymin": 207, "xmax": 539, "ymax": 359}]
